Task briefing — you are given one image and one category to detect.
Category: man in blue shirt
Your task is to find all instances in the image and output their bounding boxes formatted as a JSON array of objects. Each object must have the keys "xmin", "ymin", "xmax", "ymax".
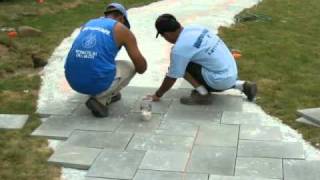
[
  {"xmin": 65, "ymin": 3, "xmax": 147, "ymax": 117},
  {"xmin": 150, "ymin": 14, "xmax": 257, "ymax": 105}
]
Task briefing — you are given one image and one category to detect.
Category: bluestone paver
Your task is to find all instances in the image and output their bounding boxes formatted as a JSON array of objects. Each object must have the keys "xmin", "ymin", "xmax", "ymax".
[
  {"xmin": 122, "ymin": 87, "xmax": 157, "ymax": 99},
  {"xmin": 64, "ymin": 130, "xmax": 132, "ymax": 149},
  {"xmin": 283, "ymin": 160, "xmax": 320, "ymax": 180},
  {"xmin": 297, "ymin": 107, "xmax": 320, "ymax": 125},
  {"xmin": 0, "ymin": 114, "xmax": 29, "ymax": 129},
  {"xmin": 134, "ymin": 170, "xmax": 209, "ymax": 180},
  {"xmin": 235, "ymin": 157, "xmax": 282, "ymax": 179},
  {"xmin": 165, "ymin": 105, "xmax": 222, "ymax": 126},
  {"xmin": 186, "ymin": 146, "xmax": 237, "ymax": 176},
  {"xmin": 155, "ymin": 121, "xmax": 199, "ymax": 137},
  {"xmin": 222, "ymin": 112, "xmax": 263, "ymax": 125},
  {"xmin": 87, "ymin": 149, "xmax": 145, "ymax": 179},
  {"xmin": 238, "ymin": 140, "xmax": 305, "ymax": 159},
  {"xmin": 37, "ymin": 100, "xmax": 79, "ymax": 116},
  {"xmin": 127, "ymin": 134, "xmax": 194, "ymax": 152},
  {"xmin": 139, "ymin": 150, "xmax": 189, "ymax": 171},
  {"xmin": 48, "ymin": 145, "xmax": 101, "ymax": 170},
  {"xmin": 116, "ymin": 113, "xmax": 161, "ymax": 133},
  {"xmin": 73, "ymin": 115, "xmax": 123, "ymax": 132},
  {"xmin": 85, "ymin": 178, "xmax": 117, "ymax": 180},
  {"xmin": 296, "ymin": 117, "xmax": 320, "ymax": 127},
  {"xmin": 239, "ymin": 125, "xmax": 283, "ymax": 141},
  {"xmin": 196, "ymin": 124, "xmax": 239, "ymax": 147},
  {"xmin": 131, "ymin": 99, "xmax": 172, "ymax": 114},
  {"xmin": 209, "ymin": 175, "xmax": 280, "ymax": 180},
  {"xmin": 31, "ymin": 116, "xmax": 78, "ymax": 140}
]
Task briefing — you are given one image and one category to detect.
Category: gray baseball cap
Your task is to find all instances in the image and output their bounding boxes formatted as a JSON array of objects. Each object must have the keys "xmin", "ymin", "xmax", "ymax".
[{"xmin": 104, "ymin": 3, "xmax": 130, "ymax": 29}]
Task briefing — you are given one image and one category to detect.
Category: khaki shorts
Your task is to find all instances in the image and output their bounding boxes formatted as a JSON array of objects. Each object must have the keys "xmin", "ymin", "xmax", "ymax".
[{"xmin": 94, "ymin": 60, "xmax": 135, "ymax": 104}]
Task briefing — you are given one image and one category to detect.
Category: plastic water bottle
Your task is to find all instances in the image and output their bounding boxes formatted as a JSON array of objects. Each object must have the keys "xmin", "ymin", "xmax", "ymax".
[{"xmin": 140, "ymin": 98, "xmax": 152, "ymax": 121}]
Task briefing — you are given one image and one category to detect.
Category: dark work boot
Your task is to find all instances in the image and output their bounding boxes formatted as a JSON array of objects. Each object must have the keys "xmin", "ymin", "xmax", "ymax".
[
  {"xmin": 180, "ymin": 90, "xmax": 213, "ymax": 105},
  {"xmin": 106, "ymin": 92, "xmax": 122, "ymax": 105},
  {"xmin": 85, "ymin": 97, "xmax": 109, "ymax": 118},
  {"xmin": 243, "ymin": 81, "xmax": 257, "ymax": 102}
]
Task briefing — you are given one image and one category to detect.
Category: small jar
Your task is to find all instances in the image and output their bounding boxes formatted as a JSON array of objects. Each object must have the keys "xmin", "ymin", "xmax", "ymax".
[{"xmin": 140, "ymin": 98, "xmax": 152, "ymax": 121}]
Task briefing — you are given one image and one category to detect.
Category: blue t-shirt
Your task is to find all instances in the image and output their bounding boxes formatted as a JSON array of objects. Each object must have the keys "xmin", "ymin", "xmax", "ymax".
[
  {"xmin": 167, "ymin": 25, "xmax": 238, "ymax": 90},
  {"xmin": 65, "ymin": 18, "xmax": 119, "ymax": 95}
]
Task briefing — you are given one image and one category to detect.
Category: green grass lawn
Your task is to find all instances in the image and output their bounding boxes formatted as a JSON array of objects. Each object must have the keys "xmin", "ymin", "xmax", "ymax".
[
  {"xmin": 219, "ymin": 0, "xmax": 320, "ymax": 147},
  {"xmin": 0, "ymin": 0, "xmax": 157, "ymax": 179}
]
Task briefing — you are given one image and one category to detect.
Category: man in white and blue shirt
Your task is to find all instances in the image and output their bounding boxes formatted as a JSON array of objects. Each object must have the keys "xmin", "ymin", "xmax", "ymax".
[{"xmin": 150, "ymin": 14, "xmax": 257, "ymax": 105}]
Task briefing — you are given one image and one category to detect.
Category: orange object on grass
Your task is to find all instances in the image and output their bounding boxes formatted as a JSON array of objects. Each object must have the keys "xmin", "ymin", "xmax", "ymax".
[
  {"xmin": 7, "ymin": 31, "xmax": 18, "ymax": 38},
  {"xmin": 37, "ymin": 0, "xmax": 44, "ymax": 3},
  {"xmin": 232, "ymin": 52, "xmax": 242, "ymax": 59}
]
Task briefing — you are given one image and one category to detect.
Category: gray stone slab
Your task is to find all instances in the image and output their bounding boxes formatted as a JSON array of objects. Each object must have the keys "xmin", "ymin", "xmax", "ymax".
[
  {"xmin": 283, "ymin": 160, "xmax": 320, "ymax": 180},
  {"xmin": 169, "ymin": 94, "xmax": 243, "ymax": 112},
  {"xmin": 196, "ymin": 124, "xmax": 239, "ymax": 147},
  {"xmin": 165, "ymin": 104, "xmax": 222, "ymax": 126},
  {"xmin": 235, "ymin": 157, "xmax": 282, "ymax": 179},
  {"xmin": 127, "ymin": 134, "xmax": 194, "ymax": 152},
  {"xmin": 31, "ymin": 116, "xmax": 77, "ymax": 140},
  {"xmin": 239, "ymin": 125, "xmax": 283, "ymax": 141},
  {"xmin": 186, "ymin": 146, "xmax": 237, "ymax": 175},
  {"xmin": 210, "ymin": 175, "xmax": 279, "ymax": 180},
  {"xmin": 134, "ymin": 170, "xmax": 208, "ymax": 180},
  {"xmin": 116, "ymin": 113, "xmax": 161, "ymax": 133},
  {"xmin": 222, "ymin": 112, "xmax": 263, "ymax": 125},
  {"xmin": 72, "ymin": 97, "xmax": 137, "ymax": 118},
  {"xmin": 297, "ymin": 107, "xmax": 320, "ymax": 125},
  {"xmin": 238, "ymin": 140, "xmax": 305, "ymax": 159},
  {"xmin": 85, "ymin": 178, "xmax": 117, "ymax": 180},
  {"xmin": 296, "ymin": 117, "xmax": 320, "ymax": 127},
  {"xmin": 139, "ymin": 150, "xmax": 189, "ymax": 171},
  {"xmin": 0, "ymin": 114, "xmax": 29, "ymax": 129},
  {"xmin": 48, "ymin": 145, "xmax": 101, "ymax": 170},
  {"xmin": 87, "ymin": 149, "xmax": 145, "ymax": 179},
  {"xmin": 122, "ymin": 87, "xmax": 157, "ymax": 99},
  {"xmin": 154, "ymin": 121, "xmax": 199, "ymax": 137},
  {"xmin": 37, "ymin": 100, "xmax": 80, "ymax": 116},
  {"xmin": 73, "ymin": 115, "xmax": 123, "ymax": 132},
  {"xmin": 64, "ymin": 130, "xmax": 132, "ymax": 150},
  {"xmin": 131, "ymin": 99, "xmax": 172, "ymax": 114}
]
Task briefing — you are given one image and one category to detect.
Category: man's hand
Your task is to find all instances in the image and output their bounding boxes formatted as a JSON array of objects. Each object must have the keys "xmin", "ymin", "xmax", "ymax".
[{"xmin": 145, "ymin": 94, "xmax": 160, "ymax": 102}]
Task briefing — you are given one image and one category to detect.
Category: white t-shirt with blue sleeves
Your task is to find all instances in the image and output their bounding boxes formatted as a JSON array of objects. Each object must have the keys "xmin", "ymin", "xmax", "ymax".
[{"xmin": 167, "ymin": 25, "xmax": 238, "ymax": 90}]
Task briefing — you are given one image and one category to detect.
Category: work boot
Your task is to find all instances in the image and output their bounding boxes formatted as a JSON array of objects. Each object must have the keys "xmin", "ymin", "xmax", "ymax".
[
  {"xmin": 107, "ymin": 92, "xmax": 122, "ymax": 105},
  {"xmin": 243, "ymin": 81, "xmax": 257, "ymax": 102},
  {"xmin": 180, "ymin": 90, "xmax": 213, "ymax": 105},
  {"xmin": 85, "ymin": 97, "xmax": 109, "ymax": 118}
]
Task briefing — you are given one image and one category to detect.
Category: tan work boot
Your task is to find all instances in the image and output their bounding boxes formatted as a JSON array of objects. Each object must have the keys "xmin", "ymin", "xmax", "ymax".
[{"xmin": 180, "ymin": 90, "xmax": 213, "ymax": 105}]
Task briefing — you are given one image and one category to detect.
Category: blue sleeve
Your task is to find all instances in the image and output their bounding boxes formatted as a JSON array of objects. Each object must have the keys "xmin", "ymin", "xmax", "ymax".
[{"xmin": 166, "ymin": 52, "xmax": 191, "ymax": 79}]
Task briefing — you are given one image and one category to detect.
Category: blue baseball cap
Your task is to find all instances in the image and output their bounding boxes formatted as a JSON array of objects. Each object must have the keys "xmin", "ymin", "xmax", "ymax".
[{"xmin": 104, "ymin": 3, "xmax": 130, "ymax": 29}]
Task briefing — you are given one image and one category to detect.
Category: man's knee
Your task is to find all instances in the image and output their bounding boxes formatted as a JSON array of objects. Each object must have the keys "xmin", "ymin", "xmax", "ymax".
[{"xmin": 116, "ymin": 60, "xmax": 136, "ymax": 78}]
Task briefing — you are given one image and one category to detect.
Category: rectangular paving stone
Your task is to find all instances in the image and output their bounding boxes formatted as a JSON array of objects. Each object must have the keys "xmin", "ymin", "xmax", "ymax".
[
  {"xmin": 64, "ymin": 130, "xmax": 133, "ymax": 150},
  {"xmin": 37, "ymin": 100, "xmax": 80, "ymax": 116},
  {"xmin": 127, "ymin": 134, "xmax": 194, "ymax": 152},
  {"xmin": 196, "ymin": 124, "xmax": 239, "ymax": 147},
  {"xmin": 222, "ymin": 112, "xmax": 263, "ymax": 125},
  {"xmin": 139, "ymin": 150, "xmax": 189, "ymax": 171},
  {"xmin": 296, "ymin": 117, "xmax": 320, "ymax": 127},
  {"xmin": 0, "ymin": 114, "xmax": 29, "ymax": 129},
  {"xmin": 235, "ymin": 157, "xmax": 282, "ymax": 179},
  {"xmin": 154, "ymin": 121, "xmax": 199, "ymax": 137},
  {"xmin": 48, "ymin": 145, "xmax": 101, "ymax": 170},
  {"xmin": 31, "ymin": 116, "xmax": 77, "ymax": 140},
  {"xmin": 238, "ymin": 140, "xmax": 305, "ymax": 159},
  {"xmin": 131, "ymin": 99, "xmax": 172, "ymax": 114},
  {"xmin": 116, "ymin": 113, "xmax": 161, "ymax": 133},
  {"xmin": 210, "ymin": 175, "xmax": 279, "ymax": 180},
  {"xmin": 297, "ymin": 108, "xmax": 320, "ymax": 125},
  {"xmin": 134, "ymin": 170, "xmax": 209, "ymax": 180},
  {"xmin": 186, "ymin": 146, "xmax": 237, "ymax": 176},
  {"xmin": 165, "ymin": 105, "xmax": 222, "ymax": 126},
  {"xmin": 239, "ymin": 125, "xmax": 283, "ymax": 141},
  {"xmin": 283, "ymin": 160, "xmax": 320, "ymax": 180},
  {"xmin": 86, "ymin": 178, "xmax": 117, "ymax": 180},
  {"xmin": 122, "ymin": 87, "xmax": 157, "ymax": 99},
  {"xmin": 87, "ymin": 149, "xmax": 145, "ymax": 179},
  {"xmin": 73, "ymin": 115, "xmax": 123, "ymax": 132}
]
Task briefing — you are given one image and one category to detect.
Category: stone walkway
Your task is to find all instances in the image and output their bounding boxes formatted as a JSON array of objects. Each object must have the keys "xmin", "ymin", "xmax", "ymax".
[{"xmin": 31, "ymin": 86, "xmax": 320, "ymax": 180}]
